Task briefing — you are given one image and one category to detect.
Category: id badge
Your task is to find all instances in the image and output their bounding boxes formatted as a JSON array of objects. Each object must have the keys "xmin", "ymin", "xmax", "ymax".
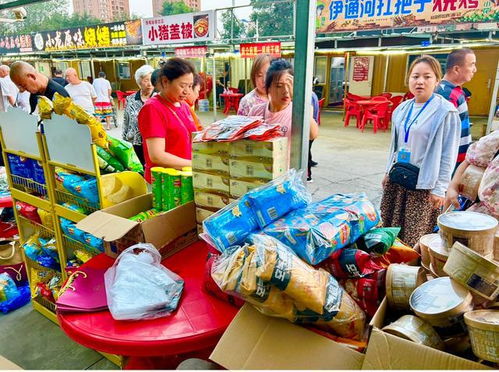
[{"xmin": 397, "ymin": 148, "xmax": 411, "ymax": 163}]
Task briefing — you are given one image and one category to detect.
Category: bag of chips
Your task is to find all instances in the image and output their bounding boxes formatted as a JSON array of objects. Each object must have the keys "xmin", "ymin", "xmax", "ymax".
[
  {"xmin": 60, "ymin": 218, "xmax": 87, "ymax": 244},
  {"xmin": 319, "ymin": 247, "xmax": 385, "ymax": 279},
  {"xmin": 372, "ymin": 238, "xmax": 420, "ymax": 268},
  {"xmin": 97, "ymin": 146, "xmax": 125, "ymax": 173},
  {"xmin": 339, "ymin": 270, "xmax": 386, "ymax": 318},
  {"xmin": 15, "ymin": 201, "xmax": 42, "ymax": 224},
  {"xmin": 107, "ymin": 136, "xmax": 143, "ymax": 173},
  {"xmin": 30, "ymin": 159, "xmax": 46, "ymax": 185},
  {"xmin": 61, "ymin": 202, "xmax": 87, "ymax": 214},
  {"xmin": 62, "ymin": 176, "xmax": 99, "ymax": 206},
  {"xmin": 22, "ymin": 233, "xmax": 41, "ymax": 261},
  {"xmin": 7, "ymin": 154, "xmax": 32, "ymax": 179},
  {"xmin": 355, "ymin": 227, "xmax": 400, "ymax": 256},
  {"xmin": 37, "ymin": 96, "xmax": 53, "ymax": 120},
  {"xmin": 0, "ymin": 273, "xmax": 19, "ymax": 302},
  {"xmin": 37, "ymin": 208, "xmax": 53, "ymax": 228}
]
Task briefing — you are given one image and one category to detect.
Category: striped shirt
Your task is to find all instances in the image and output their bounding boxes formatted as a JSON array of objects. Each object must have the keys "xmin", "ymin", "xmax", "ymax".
[{"xmin": 435, "ymin": 80, "xmax": 472, "ymax": 167}]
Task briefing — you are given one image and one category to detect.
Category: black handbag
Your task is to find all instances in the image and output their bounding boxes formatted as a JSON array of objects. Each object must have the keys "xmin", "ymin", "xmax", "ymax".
[{"xmin": 389, "ymin": 162, "xmax": 420, "ymax": 190}]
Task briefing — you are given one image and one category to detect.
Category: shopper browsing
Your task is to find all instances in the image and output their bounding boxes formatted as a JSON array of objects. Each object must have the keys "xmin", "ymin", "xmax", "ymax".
[
  {"xmin": 10, "ymin": 61, "xmax": 70, "ymax": 114},
  {"xmin": 381, "ymin": 55, "xmax": 461, "ymax": 246},
  {"xmin": 64, "ymin": 68, "xmax": 97, "ymax": 114},
  {"xmin": 138, "ymin": 58, "xmax": 197, "ymax": 183},
  {"xmin": 185, "ymin": 73, "xmax": 203, "ymax": 131},
  {"xmin": 0, "ymin": 65, "xmax": 19, "ymax": 112},
  {"xmin": 435, "ymin": 48, "xmax": 476, "ymax": 169},
  {"xmin": 93, "ymin": 71, "xmax": 114, "ymax": 130},
  {"xmin": 122, "ymin": 64, "xmax": 154, "ymax": 166},
  {"xmin": 237, "ymin": 54, "xmax": 272, "ymax": 116}
]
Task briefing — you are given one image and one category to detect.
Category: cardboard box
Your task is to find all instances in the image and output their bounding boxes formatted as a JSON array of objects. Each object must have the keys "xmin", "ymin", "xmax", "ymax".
[
  {"xmin": 192, "ymin": 141, "xmax": 229, "ymax": 155},
  {"xmin": 196, "ymin": 207, "xmax": 217, "ymax": 224},
  {"xmin": 193, "ymin": 172, "xmax": 230, "ymax": 194},
  {"xmin": 230, "ymin": 157, "xmax": 288, "ymax": 181},
  {"xmin": 192, "ymin": 153, "xmax": 230, "ymax": 175},
  {"xmin": 76, "ymin": 194, "xmax": 197, "ymax": 259},
  {"xmin": 0, "ymin": 355, "xmax": 22, "ymax": 369},
  {"xmin": 197, "ymin": 223, "xmax": 204, "ymax": 235},
  {"xmin": 362, "ymin": 299, "xmax": 491, "ymax": 370},
  {"xmin": 194, "ymin": 190, "xmax": 232, "ymax": 209},
  {"xmin": 229, "ymin": 178, "xmax": 265, "ymax": 198},
  {"xmin": 210, "ymin": 304, "xmax": 365, "ymax": 370},
  {"xmin": 229, "ymin": 137, "xmax": 288, "ymax": 159}
]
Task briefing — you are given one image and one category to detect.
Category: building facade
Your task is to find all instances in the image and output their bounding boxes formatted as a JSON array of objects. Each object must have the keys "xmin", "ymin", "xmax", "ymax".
[
  {"xmin": 72, "ymin": 0, "xmax": 130, "ymax": 23},
  {"xmin": 152, "ymin": 0, "xmax": 201, "ymax": 17}
]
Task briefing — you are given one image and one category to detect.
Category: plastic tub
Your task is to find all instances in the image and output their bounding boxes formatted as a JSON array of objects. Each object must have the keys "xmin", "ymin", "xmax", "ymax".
[
  {"xmin": 409, "ymin": 277, "xmax": 473, "ymax": 336},
  {"xmin": 494, "ymin": 229, "xmax": 499, "ymax": 261},
  {"xmin": 464, "ymin": 310, "xmax": 499, "ymax": 363},
  {"xmin": 459, "ymin": 164, "xmax": 484, "ymax": 201},
  {"xmin": 443, "ymin": 242, "xmax": 499, "ymax": 300},
  {"xmin": 419, "ymin": 233, "xmax": 439, "ymax": 268},
  {"xmin": 428, "ymin": 237, "xmax": 449, "ymax": 277},
  {"xmin": 386, "ymin": 264, "xmax": 426, "ymax": 310},
  {"xmin": 437, "ymin": 211, "xmax": 497, "ymax": 258},
  {"xmin": 382, "ymin": 315, "xmax": 444, "ymax": 350}
]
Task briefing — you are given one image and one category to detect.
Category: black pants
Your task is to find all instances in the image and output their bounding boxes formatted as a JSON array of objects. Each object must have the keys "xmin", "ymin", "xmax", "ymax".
[
  {"xmin": 307, "ymin": 140, "xmax": 314, "ymax": 179},
  {"xmin": 134, "ymin": 144, "xmax": 145, "ymax": 166}
]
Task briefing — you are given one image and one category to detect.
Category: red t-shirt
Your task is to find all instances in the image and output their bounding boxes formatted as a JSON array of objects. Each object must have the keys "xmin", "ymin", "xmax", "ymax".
[{"xmin": 138, "ymin": 95, "xmax": 196, "ymax": 182}]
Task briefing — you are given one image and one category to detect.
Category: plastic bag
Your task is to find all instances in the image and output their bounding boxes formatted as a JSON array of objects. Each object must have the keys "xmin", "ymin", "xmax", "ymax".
[
  {"xmin": 37, "ymin": 96, "xmax": 53, "ymax": 120},
  {"xmin": 0, "ymin": 273, "xmax": 20, "ymax": 302},
  {"xmin": 107, "ymin": 136, "xmax": 143, "ymax": 173},
  {"xmin": 30, "ymin": 159, "xmax": 46, "ymax": 184},
  {"xmin": 372, "ymin": 238, "xmax": 420, "ymax": 268},
  {"xmin": 15, "ymin": 201, "xmax": 42, "ymax": 224},
  {"xmin": 0, "ymin": 284, "xmax": 30, "ymax": 314},
  {"xmin": 97, "ymin": 146, "xmax": 125, "ymax": 173},
  {"xmin": 195, "ymin": 116, "xmax": 263, "ymax": 142},
  {"xmin": 319, "ymin": 247, "xmax": 385, "ymax": 279},
  {"xmin": 211, "ymin": 234, "xmax": 366, "ymax": 340},
  {"xmin": 104, "ymin": 243, "xmax": 184, "ymax": 320},
  {"xmin": 37, "ymin": 208, "xmax": 53, "ymax": 228},
  {"xmin": 22, "ymin": 233, "xmax": 42, "ymax": 261},
  {"xmin": 63, "ymin": 175, "xmax": 99, "ymax": 206},
  {"xmin": 7, "ymin": 154, "xmax": 32, "ymax": 179},
  {"xmin": 340, "ymin": 270, "xmax": 386, "ymax": 318},
  {"xmin": 355, "ymin": 227, "xmax": 400, "ymax": 256}
]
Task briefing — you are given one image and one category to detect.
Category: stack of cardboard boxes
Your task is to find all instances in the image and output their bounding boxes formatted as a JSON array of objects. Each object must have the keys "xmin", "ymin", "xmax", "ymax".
[{"xmin": 192, "ymin": 137, "xmax": 288, "ymax": 234}]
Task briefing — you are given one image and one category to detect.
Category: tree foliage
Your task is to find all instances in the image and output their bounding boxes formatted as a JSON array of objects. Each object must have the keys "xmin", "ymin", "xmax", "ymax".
[
  {"xmin": 220, "ymin": 10, "xmax": 245, "ymax": 40},
  {"xmin": 161, "ymin": 1, "xmax": 193, "ymax": 16},
  {"xmin": 248, "ymin": 0, "xmax": 294, "ymax": 38}
]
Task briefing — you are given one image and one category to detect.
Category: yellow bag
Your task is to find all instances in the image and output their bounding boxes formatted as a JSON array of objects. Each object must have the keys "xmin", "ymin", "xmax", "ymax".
[
  {"xmin": 37, "ymin": 96, "xmax": 53, "ymax": 120},
  {"xmin": 52, "ymin": 93, "xmax": 72, "ymax": 115}
]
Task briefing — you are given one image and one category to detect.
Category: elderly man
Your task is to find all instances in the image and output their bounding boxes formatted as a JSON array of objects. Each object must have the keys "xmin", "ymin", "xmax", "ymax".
[
  {"xmin": 65, "ymin": 67, "xmax": 97, "ymax": 114},
  {"xmin": 0, "ymin": 65, "xmax": 19, "ymax": 112},
  {"xmin": 10, "ymin": 61, "xmax": 69, "ymax": 114}
]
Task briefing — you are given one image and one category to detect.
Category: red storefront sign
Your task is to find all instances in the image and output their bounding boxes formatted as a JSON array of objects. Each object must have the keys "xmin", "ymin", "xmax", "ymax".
[
  {"xmin": 240, "ymin": 42, "xmax": 281, "ymax": 58},
  {"xmin": 352, "ymin": 57, "xmax": 370, "ymax": 82},
  {"xmin": 175, "ymin": 46, "xmax": 208, "ymax": 58}
]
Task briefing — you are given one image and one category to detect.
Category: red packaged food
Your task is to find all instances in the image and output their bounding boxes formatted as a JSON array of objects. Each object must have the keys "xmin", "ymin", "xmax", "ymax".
[
  {"xmin": 320, "ymin": 247, "xmax": 384, "ymax": 279},
  {"xmin": 340, "ymin": 269, "xmax": 386, "ymax": 318},
  {"xmin": 15, "ymin": 201, "xmax": 42, "ymax": 224}
]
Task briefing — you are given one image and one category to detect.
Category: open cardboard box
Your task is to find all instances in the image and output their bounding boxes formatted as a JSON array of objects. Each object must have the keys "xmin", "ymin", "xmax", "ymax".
[
  {"xmin": 0, "ymin": 355, "xmax": 22, "ymax": 369},
  {"xmin": 77, "ymin": 193, "xmax": 197, "ymax": 259},
  {"xmin": 363, "ymin": 298, "xmax": 492, "ymax": 370},
  {"xmin": 210, "ymin": 304, "xmax": 365, "ymax": 370}
]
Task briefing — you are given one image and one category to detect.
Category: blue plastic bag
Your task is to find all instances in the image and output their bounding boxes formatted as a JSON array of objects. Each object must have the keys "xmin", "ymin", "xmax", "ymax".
[{"xmin": 0, "ymin": 285, "xmax": 30, "ymax": 314}]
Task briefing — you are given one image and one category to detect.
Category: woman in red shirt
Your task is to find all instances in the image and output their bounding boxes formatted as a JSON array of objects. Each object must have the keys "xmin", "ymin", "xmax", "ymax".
[{"xmin": 138, "ymin": 58, "xmax": 197, "ymax": 183}]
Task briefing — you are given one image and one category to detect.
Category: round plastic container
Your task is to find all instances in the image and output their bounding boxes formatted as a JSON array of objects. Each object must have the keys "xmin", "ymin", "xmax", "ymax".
[
  {"xmin": 409, "ymin": 277, "xmax": 473, "ymax": 335},
  {"xmin": 419, "ymin": 233, "xmax": 439, "ymax": 268},
  {"xmin": 437, "ymin": 211, "xmax": 497, "ymax": 258},
  {"xmin": 429, "ymin": 263, "xmax": 440, "ymax": 278},
  {"xmin": 443, "ymin": 241, "xmax": 499, "ymax": 300},
  {"xmin": 494, "ymin": 229, "xmax": 499, "ymax": 262},
  {"xmin": 459, "ymin": 164, "xmax": 484, "ymax": 201},
  {"xmin": 386, "ymin": 264, "xmax": 426, "ymax": 310},
  {"xmin": 382, "ymin": 315, "xmax": 445, "ymax": 350},
  {"xmin": 443, "ymin": 334, "xmax": 472, "ymax": 355},
  {"xmin": 464, "ymin": 310, "xmax": 499, "ymax": 363},
  {"xmin": 428, "ymin": 237, "xmax": 449, "ymax": 277}
]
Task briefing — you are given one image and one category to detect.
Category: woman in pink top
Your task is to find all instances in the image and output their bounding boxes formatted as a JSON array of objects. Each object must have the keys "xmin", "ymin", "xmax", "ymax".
[
  {"xmin": 237, "ymin": 54, "xmax": 272, "ymax": 116},
  {"xmin": 248, "ymin": 59, "xmax": 319, "ymax": 170}
]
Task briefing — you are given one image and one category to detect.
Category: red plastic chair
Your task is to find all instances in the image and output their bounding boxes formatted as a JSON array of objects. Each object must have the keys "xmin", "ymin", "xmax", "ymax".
[
  {"xmin": 372, "ymin": 96, "xmax": 389, "ymax": 102},
  {"xmin": 317, "ymin": 98, "xmax": 325, "ymax": 125},
  {"xmin": 115, "ymin": 91, "xmax": 126, "ymax": 110},
  {"xmin": 228, "ymin": 87, "xmax": 239, "ymax": 94},
  {"xmin": 381, "ymin": 92, "xmax": 392, "ymax": 98},
  {"xmin": 346, "ymin": 92, "xmax": 369, "ymax": 101},
  {"xmin": 343, "ymin": 98, "xmax": 362, "ymax": 128},
  {"xmin": 360, "ymin": 101, "xmax": 390, "ymax": 133},
  {"xmin": 385, "ymin": 96, "xmax": 404, "ymax": 125},
  {"xmin": 403, "ymin": 91, "xmax": 414, "ymax": 101}
]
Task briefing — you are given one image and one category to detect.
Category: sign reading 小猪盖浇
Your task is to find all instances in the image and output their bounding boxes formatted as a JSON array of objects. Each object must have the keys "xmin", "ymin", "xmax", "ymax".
[{"xmin": 316, "ymin": 0, "xmax": 499, "ymax": 33}]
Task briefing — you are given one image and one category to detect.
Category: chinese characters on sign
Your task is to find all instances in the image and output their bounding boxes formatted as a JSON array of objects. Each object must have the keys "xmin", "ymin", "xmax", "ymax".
[
  {"xmin": 175, "ymin": 46, "xmax": 208, "ymax": 58},
  {"xmin": 352, "ymin": 57, "xmax": 370, "ymax": 82},
  {"xmin": 240, "ymin": 42, "xmax": 282, "ymax": 58},
  {"xmin": 142, "ymin": 11, "xmax": 215, "ymax": 45},
  {"xmin": 0, "ymin": 34, "xmax": 33, "ymax": 54},
  {"xmin": 33, "ymin": 20, "xmax": 143, "ymax": 52},
  {"xmin": 317, "ymin": 0, "xmax": 498, "ymax": 32}
]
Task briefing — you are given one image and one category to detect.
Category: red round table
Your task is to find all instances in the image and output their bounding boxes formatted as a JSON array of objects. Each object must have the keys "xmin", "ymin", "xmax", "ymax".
[
  {"xmin": 57, "ymin": 241, "xmax": 238, "ymax": 368},
  {"xmin": 220, "ymin": 93, "xmax": 244, "ymax": 114}
]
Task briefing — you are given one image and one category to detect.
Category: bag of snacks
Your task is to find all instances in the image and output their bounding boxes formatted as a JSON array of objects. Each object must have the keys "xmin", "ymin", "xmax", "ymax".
[
  {"xmin": 107, "ymin": 136, "xmax": 143, "ymax": 173},
  {"xmin": 15, "ymin": 201, "xmax": 42, "ymax": 224},
  {"xmin": 320, "ymin": 247, "xmax": 385, "ymax": 279},
  {"xmin": 96, "ymin": 146, "xmax": 125, "ymax": 173},
  {"xmin": 355, "ymin": 227, "xmax": 400, "ymax": 256},
  {"xmin": 37, "ymin": 96, "xmax": 53, "ymax": 120}
]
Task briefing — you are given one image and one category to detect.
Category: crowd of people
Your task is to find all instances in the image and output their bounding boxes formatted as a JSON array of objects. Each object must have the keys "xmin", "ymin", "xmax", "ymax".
[{"xmin": 1, "ymin": 48, "xmax": 497, "ymax": 247}]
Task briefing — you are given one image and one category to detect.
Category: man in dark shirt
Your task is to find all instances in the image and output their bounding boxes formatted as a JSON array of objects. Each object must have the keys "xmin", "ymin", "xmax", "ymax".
[
  {"xmin": 10, "ymin": 61, "xmax": 69, "ymax": 114},
  {"xmin": 52, "ymin": 69, "xmax": 68, "ymax": 87}
]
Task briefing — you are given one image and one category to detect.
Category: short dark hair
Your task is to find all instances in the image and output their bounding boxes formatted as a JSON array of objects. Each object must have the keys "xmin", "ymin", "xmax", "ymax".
[
  {"xmin": 407, "ymin": 55, "xmax": 442, "ymax": 83},
  {"xmin": 250, "ymin": 54, "xmax": 272, "ymax": 87},
  {"xmin": 54, "ymin": 69, "xmax": 62, "ymax": 75},
  {"xmin": 192, "ymin": 73, "xmax": 202, "ymax": 88},
  {"xmin": 98, "ymin": 71, "xmax": 106, "ymax": 78},
  {"xmin": 446, "ymin": 48, "xmax": 474, "ymax": 71},
  {"xmin": 151, "ymin": 69, "xmax": 160, "ymax": 87},
  {"xmin": 159, "ymin": 57, "xmax": 195, "ymax": 82},
  {"xmin": 265, "ymin": 59, "xmax": 293, "ymax": 92}
]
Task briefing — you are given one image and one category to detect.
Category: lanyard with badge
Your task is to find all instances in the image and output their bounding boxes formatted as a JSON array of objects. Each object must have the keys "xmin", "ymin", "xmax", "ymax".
[{"xmin": 397, "ymin": 94, "xmax": 435, "ymax": 163}]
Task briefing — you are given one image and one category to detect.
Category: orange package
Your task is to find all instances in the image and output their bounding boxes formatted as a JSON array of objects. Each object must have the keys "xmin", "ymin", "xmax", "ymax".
[{"xmin": 373, "ymin": 238, "xmax": 420, "ymax": 268}]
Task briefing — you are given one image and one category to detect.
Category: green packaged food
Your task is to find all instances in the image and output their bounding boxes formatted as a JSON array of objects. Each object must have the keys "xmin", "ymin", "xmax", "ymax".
[
  {"xmin": 129, "ymin": 209, "xmax": 159, "ymax": 222},
  {"xmin": 161, "ymin": 169, "xmax": 171, "ymax": 212},
  {"xmin": 151, "ymin": 167, "xmax": 163, "ymax": 211},
  {"xmin": 107, "ymin": 136, "xmax": 144, "ymax": 174},
  {"xmin": 96, "ymin": 146, "xmax": 125, "ymax": 172},
  {"xmin": 168, "ymin": 169, "xmax": 182, "ymax": 210},
  {"xmin": 180, "ymin": 171, "xmax": 193, "ymax": 204},
  {"xmin": 355, "ymin": 227, "xmax": 401, "ymax": 256}
]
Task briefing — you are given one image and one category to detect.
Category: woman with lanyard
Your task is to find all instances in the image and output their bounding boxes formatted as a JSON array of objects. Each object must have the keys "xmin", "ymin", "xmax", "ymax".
[
  {"xmin": 381, "ymin": 55, "xmax": 461, "ymax": 246},
  {"xmin": 138, "ymin": 58, "xmax": 197, "ymax": 183}
]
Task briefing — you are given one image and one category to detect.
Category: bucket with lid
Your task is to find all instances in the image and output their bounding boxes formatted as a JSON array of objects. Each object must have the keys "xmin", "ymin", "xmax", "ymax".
[
  {"xmin": 437, "ymin": 211, "xmax": 497, "ymax": 259},
  {"xmin": 428, "ymin": 236, "xmax": 449, "ymax": 277},
  {"xmin": 382, "ymin": 314, "xmax": 445, "ymax": 350},
  {"xmin": 459, "ymin": 164, "xmax": 484, "ymax": 201},
  {"xmin": 409, "ymin": 277, "xmax": 473, "ymax": 336},
  {"xmin": 443, "ymin": 242, "xmax": 499, "ymax": 301},
  {"xmin": 386, "ymin": 264, "xmax": 426, "ymax": 310},
  {"xmin": 419, "ymin": 233, "xmax": 438, "ymax": 269},
  {"xmin": 464, "ymin": 310, "xmax": 499, "ymax": 363}
]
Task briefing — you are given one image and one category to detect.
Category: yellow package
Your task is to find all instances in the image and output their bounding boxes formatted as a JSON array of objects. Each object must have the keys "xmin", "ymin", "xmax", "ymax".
[
  {"xmin": 37, "ymin": 208, "xmax": 53, "ymax": 228},
  {"xmin": 37, "ymin": 96, "xmax": 53, "ymax": 120},
  {"xmin": 74, "ymin": 249, "xmax": 93, "ymax": 264},
  {"xmin": 30, "ymin": 267, "xmax": 55, "ymax": 293},
  {"xmin": 52, "ymin": 92, "xmax": 72, "ymax": 116},
  {"xmin": 87, "ymin": 116, "xmax": 108, "ymax": 148}
]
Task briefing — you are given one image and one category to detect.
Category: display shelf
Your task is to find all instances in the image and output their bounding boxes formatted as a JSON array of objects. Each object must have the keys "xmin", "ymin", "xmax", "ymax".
[
  {"xmin": 32, "ymin": 297, "xmax": 59, "ymax": 325},
  {"xmin": 17, "ymin": 216, "xmax": 55, "ymax": 239},
  {"xmin": 97, "ymin": 352, "xmax": 125, "ymax": 368},
  {"xmin": 54, "ymin": 189, "xmax": 100, "ymax": 218},
  {"xmin": 10, "ymin": 189, "xmax": 52, "ymax": 213},
  {"xmin": 61, "ymin": 234, "xmax": 101, "ymax": 258}
]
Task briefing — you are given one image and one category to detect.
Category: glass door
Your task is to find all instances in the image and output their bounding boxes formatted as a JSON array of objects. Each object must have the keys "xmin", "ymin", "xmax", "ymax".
[{"xmin": 329, "ymin": 57, "xmax": 345, "ymax": 105}]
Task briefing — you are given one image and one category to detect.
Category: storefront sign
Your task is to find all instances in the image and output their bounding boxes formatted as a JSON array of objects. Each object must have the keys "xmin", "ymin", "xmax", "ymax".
[
  {"xmin": 352, "ymin": 56, "xmax": 370, "ymax": 82},
  {"xmin": 240, "ymin": 42, "xmax": 281, "ymax": 58},
  {"xmin": 175, "ymin": 46, "xmax": 208, "ymax": 58},
  {"xmin": 316, "ymin": 0, "xmax": 499, "ymax": 32},
  {"xmin": 32, "ymin": 20, "xmax": 142, "ymax": 52},
  {"xmin": 0, "ymin": 34, "xmax": 33, "ymax": 54},
  {"xmin": 142, "ymin": 11, "xmax": 215, "ymax": 45}
]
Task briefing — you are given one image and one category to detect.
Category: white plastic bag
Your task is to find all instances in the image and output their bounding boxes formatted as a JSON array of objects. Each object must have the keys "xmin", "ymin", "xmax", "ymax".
[{"xmin": 104, "ymin": 243, "xmax": 184, "ymax": 320}]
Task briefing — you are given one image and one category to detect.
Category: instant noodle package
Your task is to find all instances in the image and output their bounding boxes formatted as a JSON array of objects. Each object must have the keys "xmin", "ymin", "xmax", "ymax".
[{"xmin": 211, "ymin": 234, "xmax": 367, "ymax": 340}]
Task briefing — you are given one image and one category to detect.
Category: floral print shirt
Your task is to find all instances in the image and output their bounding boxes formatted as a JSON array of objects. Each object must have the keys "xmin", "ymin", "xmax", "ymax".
[{"xmin": 237, "ymin": 89, "xmax": 268, "ymax": 116}]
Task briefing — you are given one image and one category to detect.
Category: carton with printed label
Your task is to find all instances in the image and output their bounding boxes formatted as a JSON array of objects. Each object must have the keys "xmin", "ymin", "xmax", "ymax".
[
  {"xmin": 229, "ymin": 178, "xmax": 266, "ymax": 198},
  {"xmin": 230, "ymin": 157, "xmax": 288, "ymax": 181},
  {"xmin": 192, "ymin": 141, "xmax": 230, "ymax": 155},
  {"xmin": 193, "ymin": 172, "xmax": 230, "ymax": 194},
  {"xmin": 196, "ymin": 207, "xmax": 218, "ymax": 224},
  {"xmin": 229, "ymin": 137, "xmax": 287, "ymax": 160},
  {"xmin": 192, "ymin": 153, "xmax": 230, "ymax": 175},
  {"xmin": 194, "ymin": 190, "xmax": 232, "ymax": 210}
]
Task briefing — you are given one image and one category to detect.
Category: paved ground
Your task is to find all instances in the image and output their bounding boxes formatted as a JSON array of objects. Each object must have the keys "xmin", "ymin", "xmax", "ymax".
[{"xmin": 0, "ymin": 107, "xmax": 488, "ymax": 370}]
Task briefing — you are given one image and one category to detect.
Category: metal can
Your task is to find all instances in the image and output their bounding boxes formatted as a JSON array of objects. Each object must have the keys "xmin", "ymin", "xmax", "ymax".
[
  {"xmin": 160, "ymin": 168, "xmax": 172, "ymax": 212},
  {"xmin": 182, "ymin": 166, "xmax": 192, "ymax": 172},
  {"xmin": 162, "ymin": 168, "xmax": 181, "ymax": 210},
  {"xmin": 180, "ymin": 171, "xmax": 194, "ymax": 204},
  {"xmin": 150, "ymin": 167, "xmax": 163, "ymax": 211}
]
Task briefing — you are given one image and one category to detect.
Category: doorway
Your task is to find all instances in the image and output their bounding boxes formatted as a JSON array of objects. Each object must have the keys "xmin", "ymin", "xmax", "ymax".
[{"xmin": 329, "ymin": 57, "xmax": 345, "ymax": 105}]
